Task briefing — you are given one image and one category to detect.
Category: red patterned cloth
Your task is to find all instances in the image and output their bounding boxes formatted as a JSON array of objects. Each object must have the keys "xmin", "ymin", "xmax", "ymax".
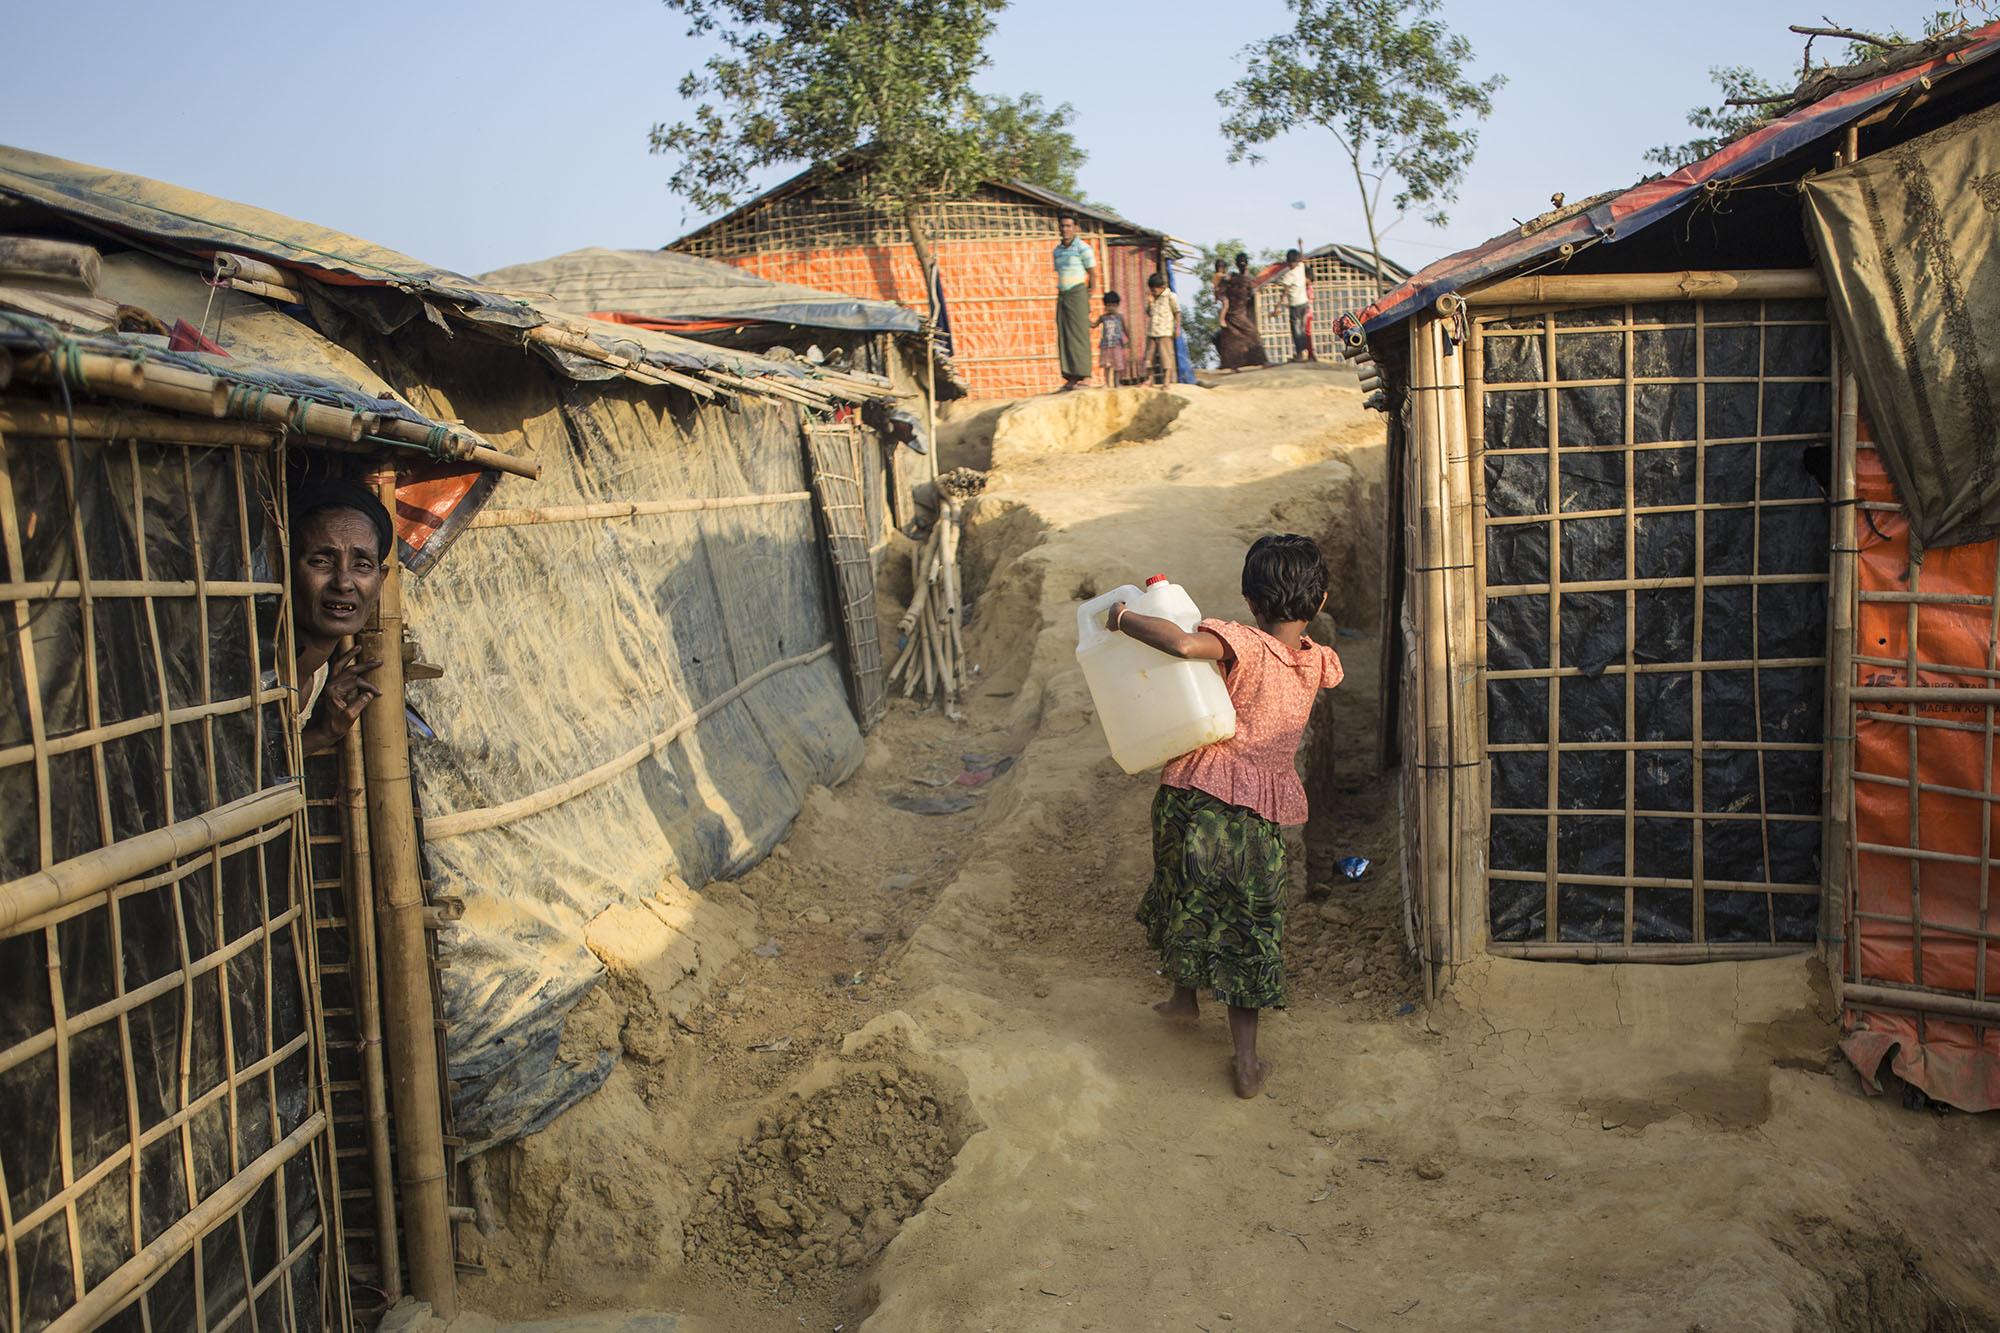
[{"xmin": 1161, "ymin": 618, "xmax": 1342, "ymax": 826}]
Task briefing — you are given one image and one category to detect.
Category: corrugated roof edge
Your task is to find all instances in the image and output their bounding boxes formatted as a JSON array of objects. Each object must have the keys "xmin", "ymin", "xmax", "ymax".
[{"xmin": 1351, "ymin": 21, "xmax": 2000, "ymax": 337}]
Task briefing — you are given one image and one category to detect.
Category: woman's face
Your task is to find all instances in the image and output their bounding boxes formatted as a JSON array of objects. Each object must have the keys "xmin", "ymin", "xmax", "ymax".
[{"xmin": 292, "ymin": 508, "xmax": 385, "ymax": 643}]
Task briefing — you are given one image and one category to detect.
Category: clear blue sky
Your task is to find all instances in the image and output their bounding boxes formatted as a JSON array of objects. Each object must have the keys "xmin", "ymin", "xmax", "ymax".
[{"xmin": 0, "ymin": 1, "xmax": 1960, "ymax": 280}]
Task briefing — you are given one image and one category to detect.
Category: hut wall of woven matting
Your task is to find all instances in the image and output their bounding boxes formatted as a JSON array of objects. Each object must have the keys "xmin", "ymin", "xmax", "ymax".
[
  {"xmin": 674, "ymin": 187, "xmax": 1167, "ymax": 399},
  {"xmin": 1398, "ymin": 276, "xmax": 1843, "ymax": 990},
  {"xmin": 0, "ymin": 410, "xmax": 347, "ymax": 1331}
]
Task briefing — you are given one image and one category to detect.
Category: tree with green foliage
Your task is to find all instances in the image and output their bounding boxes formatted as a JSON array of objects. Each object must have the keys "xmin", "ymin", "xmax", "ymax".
[
  {"xmin": 976, "ymin": 93, "xmax": 1088, "ymax": 198},
  {"xmin": 649, "ymin": 0, "xmax": 1010, "ymax": 312},
  {"xmin": 1218, "ymin": 0, "xmax": 1502, "ymax": 299}
]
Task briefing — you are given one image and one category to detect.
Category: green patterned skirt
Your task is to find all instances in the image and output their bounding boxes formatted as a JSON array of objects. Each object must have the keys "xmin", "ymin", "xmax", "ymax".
[{"xmin": 1138, "ymin": 784, "xmax": 1287, "ymax": 1009}]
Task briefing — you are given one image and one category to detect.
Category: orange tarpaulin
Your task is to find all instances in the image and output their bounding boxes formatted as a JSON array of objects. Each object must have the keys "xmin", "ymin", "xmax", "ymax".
[{"xmin": 1842, "ymin": 416, "xmax": 2000, "ymax": 1109}]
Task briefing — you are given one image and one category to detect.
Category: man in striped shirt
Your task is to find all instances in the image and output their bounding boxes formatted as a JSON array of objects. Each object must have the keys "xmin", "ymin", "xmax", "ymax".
[{"xmin": 1053, "ymin": 214, "xmax": 1096, "ymax": 391}]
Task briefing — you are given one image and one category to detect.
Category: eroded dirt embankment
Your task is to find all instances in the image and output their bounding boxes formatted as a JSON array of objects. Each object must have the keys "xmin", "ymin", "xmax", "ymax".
[{"xmin": 462, "ymin": 366, "xmax": 2000, "ymax": 1333}]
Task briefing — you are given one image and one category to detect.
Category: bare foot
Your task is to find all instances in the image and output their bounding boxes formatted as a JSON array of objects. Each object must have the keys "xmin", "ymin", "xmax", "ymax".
[
  {"xmin": 1153, "ymin": 994, "xmax": 1200, "ymax": 1021},
  {"xmin": 1233, "ymin": 1057, "xmax": 1271, "ymax": 1099}
]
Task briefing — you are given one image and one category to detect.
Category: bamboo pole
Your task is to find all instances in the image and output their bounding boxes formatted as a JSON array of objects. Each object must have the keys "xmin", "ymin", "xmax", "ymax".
[
  {"xmin": 1827, "ymin": 319, "xmax": 1858, "ymax": 992},
  {"xmin": 521, "ymin": 323, "xmax": 719, "ymax": 400},
  {"xmin": 0, "ymin": 405, "xmax": 280, "ymax": 445},
  {"xmin": 1488, "ymin": 942, "xmax": 1809, "ymax": 963},
  {"xmin": 1841, "ymin": 981, "xmax": 2000, "ymax": 1025},
  {"xmin": 340, "ymin": 722, "xmax": 402, "ymax": 1304},
  {"xmin": 470, "ymin": 492, "xmax": 809, "ymax": 529},
  {"xmin": 359, "ymin": 469, "xmax": 458, "ymax": 1320},
  {"xmin": 1409, "ymin": 317, "xmax": 1453, "ymax": 988},
  {"xmin": 0, "ymin": 785, "xmax": 302, "ymax": 932},
  {"xmin": 15, "ymin": 350, "xmax": 145, "ymax": 393},
  {"xmin": 368, "ymin": 416, "xmax": 540, "ymax": 480},
  {"xmin": 1465, "ymin": 270, "xmax": 1823, "ymax": 306},
  {"xmin": 1437, "ymin": 316, "xmax": 1486, "ymax": 976}
]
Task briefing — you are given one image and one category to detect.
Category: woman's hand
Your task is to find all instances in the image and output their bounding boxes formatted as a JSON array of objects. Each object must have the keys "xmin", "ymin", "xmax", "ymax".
[
  {"xmin": 304, "ymin": 645, "xmax": 382, "ymax": 754},
  {"xmin": 1105, "ymin": 601, "xmax": 1127, "ymax": 633}
]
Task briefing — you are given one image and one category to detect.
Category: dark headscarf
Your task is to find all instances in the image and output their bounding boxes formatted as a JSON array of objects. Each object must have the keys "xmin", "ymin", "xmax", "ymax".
[{"xmin": 292, "ymin": 478, "xmax": 393, "ymax": 560}]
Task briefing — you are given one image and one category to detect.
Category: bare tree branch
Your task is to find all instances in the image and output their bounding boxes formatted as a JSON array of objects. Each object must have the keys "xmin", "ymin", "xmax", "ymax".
[{"xmin": 1788, "ymin": 23, "xmax": 1899, "ymax": 50}]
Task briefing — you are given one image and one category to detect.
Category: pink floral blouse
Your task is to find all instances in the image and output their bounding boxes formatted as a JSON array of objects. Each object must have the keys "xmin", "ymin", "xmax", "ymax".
[{"xmin": 1160, "ymin": 618, "xmax": 1343, "ymax": 826}]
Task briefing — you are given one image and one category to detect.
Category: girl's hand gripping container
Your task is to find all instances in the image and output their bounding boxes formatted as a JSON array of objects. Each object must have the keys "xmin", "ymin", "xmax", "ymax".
[{"xmin": 1075, "ymin": 575, "xmax": 1236, "ymax": 774}]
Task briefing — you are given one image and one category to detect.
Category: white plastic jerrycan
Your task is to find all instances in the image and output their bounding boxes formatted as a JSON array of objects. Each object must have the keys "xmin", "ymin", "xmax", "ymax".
[{"xmin": 1075, "ymin": 574, "xmax": 1236, "ymax": 774}]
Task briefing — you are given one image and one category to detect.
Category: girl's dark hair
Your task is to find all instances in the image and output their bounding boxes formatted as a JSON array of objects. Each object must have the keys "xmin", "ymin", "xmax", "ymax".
[
  {"xmin": 1241, "ymin": 533, "xmax": 1327, "ymax": 623},
  {"xmin": 1234, "ymin": 251, "xmax": 1249, "ymax": 267},
  {"xmin": 1103, "ymin": 290, "xmax": 1121, "ymax": 305}
]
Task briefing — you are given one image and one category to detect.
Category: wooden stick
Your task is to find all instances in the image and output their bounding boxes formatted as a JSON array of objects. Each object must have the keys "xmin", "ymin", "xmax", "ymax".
[
  {"xmin": 0, "ymin": 785, "xmax": 302, "ymax": 932},
  {"xmin": 470, "ymin": 493, "xmax": 808, "ymax": 528},
  {"xmin": 340, "ymin": 722, "xmax": 402, "ymax": 1303},
  {"xmin": 359, "ymin": 469, "xmax": 459, "ymax": 1320},
  {"xmin": 425, "ymin": 644, "xmax": 835, "ymax": 839},
  {"xmin": 1465, "ymin": 270, "xmax": 1822, "ymax": 306}
]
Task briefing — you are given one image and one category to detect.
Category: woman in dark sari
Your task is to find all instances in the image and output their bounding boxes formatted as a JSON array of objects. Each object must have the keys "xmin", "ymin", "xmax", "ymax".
[{"xmin": 1216, "ymin": 252, "xmax": 1269, "ymax": 372}]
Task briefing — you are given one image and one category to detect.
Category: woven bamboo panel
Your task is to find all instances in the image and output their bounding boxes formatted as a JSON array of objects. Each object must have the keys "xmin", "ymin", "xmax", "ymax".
[
  {"xmin": 1474, "ymin": 299, "xmax": 1835, "ymax": 948},
  {"xmin": 0, "ymin": 422, "xmax": 343, "ymax": 1331},
  {"xmin": 715, "ymin": 235, "xmax": 1166, "ymax": 399},
  {"xmin": 1254, "ymin": 256, "xmax": 1383, "ymax": 364}
]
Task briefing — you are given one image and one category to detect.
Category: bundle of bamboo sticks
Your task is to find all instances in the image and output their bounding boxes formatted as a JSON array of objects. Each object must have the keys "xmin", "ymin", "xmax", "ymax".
[{"xmin": 887, "ymin": 470, "xmax": 985, "ymax": 718}]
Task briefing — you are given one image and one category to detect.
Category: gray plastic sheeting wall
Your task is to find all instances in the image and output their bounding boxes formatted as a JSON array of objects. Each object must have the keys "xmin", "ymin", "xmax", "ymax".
[
  {"xmin": 356, "ymin": 331, "xmax": 864, "ymax": 1150},
  {"xmin": 1478, "ymin": 301, "xmax": 1831, "ymax": 947}
]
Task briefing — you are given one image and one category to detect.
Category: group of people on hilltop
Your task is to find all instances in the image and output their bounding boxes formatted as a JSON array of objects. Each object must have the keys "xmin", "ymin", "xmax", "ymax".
[
  {"xmin": 1051, "ymin": 213, "xmax": 1316, "ymax": 392},
  {"xmin": 1052, "ymin": 212, "xmax": 1183, "ymax": 391},
  {"xmin": 1214, "ymin": 248, "xmax": 1317, "ymax": 372}
]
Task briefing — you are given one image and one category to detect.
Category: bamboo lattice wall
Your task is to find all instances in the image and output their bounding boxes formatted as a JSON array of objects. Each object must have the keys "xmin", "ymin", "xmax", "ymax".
[
  {"xmin": 1474, "ymin": 298, "xmax": 1834, "ymax": 951},
  {"xmin": 0, "ymin": 417, "xmax": 343, "ymax": 1331},
  {"xmin": 1255, "ymin": 255, "xmax": 1385, "ymax": 365},
  {"xmin": 672, "ymin": 185, "xmax": 1165, "ymax": 399}
]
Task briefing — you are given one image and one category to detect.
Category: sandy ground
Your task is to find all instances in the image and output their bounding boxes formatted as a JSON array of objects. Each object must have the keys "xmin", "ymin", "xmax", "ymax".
[{"xmin": 452, "ymin": 364, "xmax": 2000, "ymax": 1333}]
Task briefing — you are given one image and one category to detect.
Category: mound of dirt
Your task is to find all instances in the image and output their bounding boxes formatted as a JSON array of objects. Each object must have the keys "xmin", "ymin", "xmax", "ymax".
[
  {"xmin": 988, "ymin": 386, "xmax": 1190, "ymax": 465},
  {"xmin": 681, "ymin": 1067, "xmax": 964, "ymax": 1299}
]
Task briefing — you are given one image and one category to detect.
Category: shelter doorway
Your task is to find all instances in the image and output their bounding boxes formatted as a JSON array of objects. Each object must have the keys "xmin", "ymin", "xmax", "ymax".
[{"xmin": 1473, "ymin": 295, "xmax": 1834, "ymax": 954}]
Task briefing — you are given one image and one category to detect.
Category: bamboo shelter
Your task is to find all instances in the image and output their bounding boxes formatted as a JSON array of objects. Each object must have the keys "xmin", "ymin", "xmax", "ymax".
[
  {"xmin": 1347, "ymin": 23, "xmax": 2000, "ymax": 1110},
  {"xmin": 0, "ymin": 141, "xmax": 944, "ymax": 1326},
  {"xmin": 668, "ymin": 159, "xmax": 1174, "ymax": 399},
  {"xmin": 0, "ymin": 233, "xmax": 532, "ymax": 1327}
]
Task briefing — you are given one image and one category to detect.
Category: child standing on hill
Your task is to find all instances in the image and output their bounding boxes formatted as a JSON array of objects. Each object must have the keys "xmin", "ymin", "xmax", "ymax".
[
  {"xmin": 1093, "ymin": 291, "xmax": 1131, "ymax": 387},
  {"xmin": 1105, "ymin": 534, "xmax": 1342, "ymax": 1098},
  {"xmin": 1144, "ymin": 272, "xmax": 1181, "ymax": 386}
]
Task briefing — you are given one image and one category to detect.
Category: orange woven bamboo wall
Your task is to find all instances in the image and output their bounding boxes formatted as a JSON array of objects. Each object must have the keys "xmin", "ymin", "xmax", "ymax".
[{"xmin": 720, "ymin": 235, "xmax": 1164, "ymax": 399}]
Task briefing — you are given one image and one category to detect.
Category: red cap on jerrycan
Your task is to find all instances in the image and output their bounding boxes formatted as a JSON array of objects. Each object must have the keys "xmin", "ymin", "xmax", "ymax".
[{"xmin": 1145, "ymin": 574, "xmax": 1168, "ymax": 587}]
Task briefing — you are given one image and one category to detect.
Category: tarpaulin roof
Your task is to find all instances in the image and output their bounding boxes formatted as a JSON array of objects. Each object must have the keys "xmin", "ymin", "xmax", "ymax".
[
  {"xmin": 670, "ymin": 151, "xmax": 1169, "ymax": 251},
  {"xmin": 0, "ymin": 145, "xmax": 534, "ymax": 324},
  {"xmin": 0, "ymin": 145, "xmax": 899, "ymax": 409},
  {"xmin": 1355, "ymin": 21, "xmax": 2000, "ymax": 336},
  {"xmin": 480, "ymin": 247, "xmax": 923, "ymax": 335}
]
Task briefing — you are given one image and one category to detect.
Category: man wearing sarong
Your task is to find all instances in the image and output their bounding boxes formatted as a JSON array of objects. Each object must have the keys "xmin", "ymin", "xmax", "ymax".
[{"xmin": 1053, "ymin": 214, "xmax": 1096, "ymax": 391}]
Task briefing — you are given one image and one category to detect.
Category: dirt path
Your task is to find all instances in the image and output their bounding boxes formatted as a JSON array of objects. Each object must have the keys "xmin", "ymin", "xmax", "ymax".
[{"xmin": 461, "ymin": 366, "xmax": 2000, "ymax": 1333}]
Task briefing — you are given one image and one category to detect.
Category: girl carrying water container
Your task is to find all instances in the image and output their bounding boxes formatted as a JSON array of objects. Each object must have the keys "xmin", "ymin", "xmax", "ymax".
[{"xmin": 1104, "ymin": 534, "xmax": 1342, "ymax": 1098}]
